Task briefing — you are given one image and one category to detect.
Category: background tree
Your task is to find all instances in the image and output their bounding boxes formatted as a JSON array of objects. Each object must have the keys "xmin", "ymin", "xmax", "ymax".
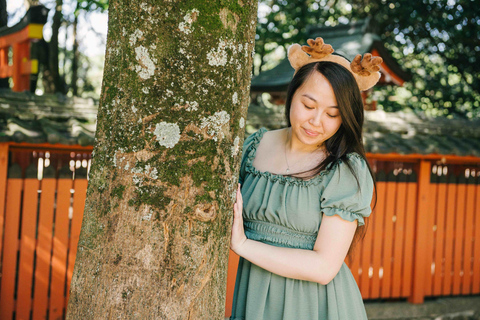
[
  {"xmin": 254, "ymin": 0, "xmax": 479, "ymax": 118},
  {"xmin": 0, "ymin": 0, "xmax": 7, "ymax": 88},
  {"xmin": 7, "ymin": 0, "xmax": 109, "ymax": 96},
  {"xmin": 254, "ymin": 0, "xmax": 351, "ymax": 74},
  {"xmin": 351, "ymin": 0, "xmax": 479, "ymax": 118},
  {"xmin": 46, "ymin": 0, "xmax": 63, "ymax": 93},
  {"xmin": 66, "ymin": 0, "xmax": 258, "ymax": 318},
  {"xmin": 70, "ymin": 0, "xmax": 108, "ymax": 96}
]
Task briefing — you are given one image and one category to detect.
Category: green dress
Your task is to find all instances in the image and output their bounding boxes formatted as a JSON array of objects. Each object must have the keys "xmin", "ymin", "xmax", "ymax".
[{"xmin": 230, "ymin": 127, "xmax": 374, "ymax": 320}]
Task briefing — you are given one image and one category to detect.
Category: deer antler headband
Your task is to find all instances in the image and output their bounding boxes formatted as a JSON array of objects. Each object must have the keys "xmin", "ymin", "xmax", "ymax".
[{"xmin": 287, "ymin": 37, "xmax": 383, "ymax": 91}]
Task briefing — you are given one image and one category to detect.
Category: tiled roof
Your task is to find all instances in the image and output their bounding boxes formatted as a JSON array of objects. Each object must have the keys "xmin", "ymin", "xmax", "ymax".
[
  {"xmin": 0, "ymin": 90, "xmax": 97, "ymax": 146},
  {"xmin": 363, "ymin": 109, "xmax": 480, "ymax": 157},
  {"xmin": 2, "ymin": 90, "xmax": 479, "ymax": 157},
  {"xmin": 0, "ymin": 5, "xmax": 49, "ymax": 37},
  {"xmin": 245, "ymin": 102, "xmax": 480, "ymax": 157}
]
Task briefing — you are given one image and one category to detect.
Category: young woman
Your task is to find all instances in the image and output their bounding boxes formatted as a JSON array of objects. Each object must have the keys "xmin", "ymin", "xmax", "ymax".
[{"xmin": 229, "ymin": 38, "xmax": 381, "ymax": 320}]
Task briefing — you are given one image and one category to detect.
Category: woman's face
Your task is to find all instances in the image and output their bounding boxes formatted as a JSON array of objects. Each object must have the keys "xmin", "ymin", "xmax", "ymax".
[{"xmin": 289, "ymin": 71, "xmax": 343, "ymax": 151}]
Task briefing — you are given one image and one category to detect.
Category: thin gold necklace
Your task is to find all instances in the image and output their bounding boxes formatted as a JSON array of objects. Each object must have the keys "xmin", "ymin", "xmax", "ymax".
[
  {"xmin": 284, "ymin": 129, "xmax": 326, "ymax": 174},
  {"xmin": 284, "ymin": 129, "xmax": 307, "ymax": 173},
  {"xmin": 284, "ymin": 130, "xmax": 293, "ymax": 173}
]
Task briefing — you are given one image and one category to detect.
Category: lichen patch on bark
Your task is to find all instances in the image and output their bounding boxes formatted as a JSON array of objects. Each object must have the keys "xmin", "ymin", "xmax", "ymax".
[
  {"xmin": 135, "ymin": 46, "xmax": 156, "ymax": 80},
  {"xmin": 154, "ymin": 122, "xmax": 181, "ymax": 148},
  {"xmin": 129, "ymin": 29, "xmax": 144, "ymax": 46},
  {"xmin": 206, "ymin": 39, "xmax": 238, "ymax": 67},
  {"xmin": 199, "ymin": 111, "xmax": 230, "ymax": 142},
  {"xmin": 231, "ymin": 136, "xmax": 240, "ymax": 157},
  {"xmin": 178, "ymin": 9, "xmax": 199, "ymax": 35}
]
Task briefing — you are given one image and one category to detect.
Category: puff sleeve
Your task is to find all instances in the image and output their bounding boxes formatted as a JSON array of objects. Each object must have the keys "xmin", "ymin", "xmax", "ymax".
[
  {"xmin": 320, "ymin": 154, "xmax": 374, "ymax": 226},
  {"xmin": 238, "ymin": 131, "xmax": 257, "ymax": 185}
]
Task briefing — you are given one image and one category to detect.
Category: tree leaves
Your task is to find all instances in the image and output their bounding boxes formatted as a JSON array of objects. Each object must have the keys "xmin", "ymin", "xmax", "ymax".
[{"xmin": 255, "ymin": 0, "xmax": 479, "ymax": 118}]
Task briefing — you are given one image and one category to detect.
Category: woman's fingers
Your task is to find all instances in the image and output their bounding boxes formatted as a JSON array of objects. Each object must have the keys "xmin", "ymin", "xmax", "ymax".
[
  {"xmin": 237, "ymin": 184, "xmax": 242, "ymax": 201},
  {"xmin": 234, "ymin": 184, "xmax": 242, "ymax": 216},
  {"xmin": 231, "ymin": 183, "xmax": 247, "ymax": 254}
]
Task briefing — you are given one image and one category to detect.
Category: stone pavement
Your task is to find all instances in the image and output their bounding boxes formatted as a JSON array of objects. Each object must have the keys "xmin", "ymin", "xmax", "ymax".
[
  {"xmin": 224, "ymin": 296, "xmax": 480, "ymax": 319},
  {"xmin": 365, "ymin": 296, "xmax": 480, "ymax": 320}
]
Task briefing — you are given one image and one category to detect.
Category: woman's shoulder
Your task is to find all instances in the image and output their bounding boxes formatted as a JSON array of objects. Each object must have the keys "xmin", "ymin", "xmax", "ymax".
[
  {"xmin": 324, "ymin": 152, "xmax": 369, "ymax": 178},
  {"xmin": 249, "ymin": 126, "xmax": 285, "ymax": 138},
  {"xmin": 345, "ymin": 151, "xmax": 365, "ymax": 162},
  {"xmin": 325, "ymin": 151, "xmax": 364, "ymax": 166},
  {"xmin": 244, "ymin": 127, "xmax": 286, "ymax": 149}
]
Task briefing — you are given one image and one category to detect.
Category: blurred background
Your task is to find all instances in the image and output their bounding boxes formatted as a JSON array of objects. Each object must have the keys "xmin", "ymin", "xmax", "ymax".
[
  {"xmin": 4, "ymin": 0, "xmax": 479, "ymax": 118},
  {"xmin": 1, "ymin": 1, "xmax": 480, "ymax": 319},
  {"xmin": 4, "ymin": 0, "xmax": 107, "ymax": 99}
]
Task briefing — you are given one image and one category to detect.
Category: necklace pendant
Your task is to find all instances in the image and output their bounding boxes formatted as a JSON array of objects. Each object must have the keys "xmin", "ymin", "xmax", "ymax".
[{"xmin": 286, "ymin": 168, "xmax": 290, "ymax": 173}]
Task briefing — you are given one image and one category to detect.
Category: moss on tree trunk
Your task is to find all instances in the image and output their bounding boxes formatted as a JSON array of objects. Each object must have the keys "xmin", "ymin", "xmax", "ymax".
[{"xmin": 66, "ymin": 0, "xmax": 258, "ymax": 318}]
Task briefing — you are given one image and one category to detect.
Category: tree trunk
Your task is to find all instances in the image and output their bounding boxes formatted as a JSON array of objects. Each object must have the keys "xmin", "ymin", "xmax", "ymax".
[
  {"xmin": 0, "ymin": 0, "xmax": 6, "ymax": 34},
  {"xmin": 48, "ymin": 0, "xmax": 62, "ymax": 93},
  {"xmin": 66, "ymin": 0, "xmax": 258, "ymax": 319},
  {"xmin": 71, "ymin": 12, "xmax": 79, "ymax": 96},
  {"xmin": 0, "ymin": 0, "xmax": 8, "ymax": 88},
  {"xmin": 62, "ymin": 19, "xmax": 68, "ymax": 82}
]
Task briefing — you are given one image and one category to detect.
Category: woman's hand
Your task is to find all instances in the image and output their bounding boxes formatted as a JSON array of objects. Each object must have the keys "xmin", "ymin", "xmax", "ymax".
[{"xmin": 231, "ymin": 183, "xmax": 247, "ymax": 255}]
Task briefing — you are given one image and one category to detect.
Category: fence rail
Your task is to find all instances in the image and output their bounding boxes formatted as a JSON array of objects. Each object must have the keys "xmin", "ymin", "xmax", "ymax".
[{"xmin": 0, "ymin": 149, "xmax": 479, "ymax": 319}]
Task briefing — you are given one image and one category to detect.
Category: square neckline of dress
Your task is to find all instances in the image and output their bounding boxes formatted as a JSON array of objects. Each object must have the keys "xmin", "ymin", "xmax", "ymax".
[{"xmin": 245, "ymin": 127, "xmax": 333, "ymax": 186}]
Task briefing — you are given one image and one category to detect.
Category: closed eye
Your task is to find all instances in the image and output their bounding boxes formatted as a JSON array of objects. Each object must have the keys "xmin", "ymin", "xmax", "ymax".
[{"xmin": 304, "ymin": 104, "xmax": 338, "ymax": 117}]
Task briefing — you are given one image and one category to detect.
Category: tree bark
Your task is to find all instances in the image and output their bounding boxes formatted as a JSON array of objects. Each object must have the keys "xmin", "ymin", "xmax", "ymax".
[
  {"xmin": 0, "ymin": 0, "xmax": 8, "ymax": 88},
  {"xmin": 71, "ymin": 12, "xmax": 79, "ymax": 96},
  {"xmin": 47, "ymin": 0, "xmax": 62, "ymax": 93},
  {"xmin": 0, "ymin": 0, "xmax": 6, "ymax": 32},
  {"xmin": 66, "ymin": 0, "xmax": 258, "ymax": 319}
]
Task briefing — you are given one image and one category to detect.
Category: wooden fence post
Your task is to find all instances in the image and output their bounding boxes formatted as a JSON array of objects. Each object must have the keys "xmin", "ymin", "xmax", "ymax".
[
  {"xmin": 0, "ymin": 163, "xmax": 23, "ymax": 320},
  {"xmin": 16, "ymin": 164, "xmax": 40, "ymax": 319},
  {"xmin": 0, "ymin": 144, "xmax": 9, "ymax": 262},
  {"xmin": 32, "ymin": 165, "xmax": 57, "ymax": 320},
  {"xmin": 49, "ymin": 165, "xmax": 73, "ymax": 319},
  {"xmin": 409, "ymin": 159, "xmax": 431, "ymax": 304}
]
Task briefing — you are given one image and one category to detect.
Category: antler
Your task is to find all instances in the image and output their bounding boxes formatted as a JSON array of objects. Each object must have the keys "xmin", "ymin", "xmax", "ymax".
[
  {"xmin": 351, "ymin": 53, "xmax": 383, "ymax": 76},
  {"xmin": 301, "ymin": 37, "xmax": 334, "ymax": 59},
  {"xmin": 288, "ymin": 44, "xmax": 311, "ymax": 71}
]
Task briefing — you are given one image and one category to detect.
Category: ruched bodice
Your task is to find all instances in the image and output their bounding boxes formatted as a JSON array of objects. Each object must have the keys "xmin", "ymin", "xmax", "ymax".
[
  {"xmin": 230, "ymin": 127, "xmax": 374, "ymax": 320},
  {"xmin": 243, "ymin": 219, "xmax": 318, "ymax": 250}
]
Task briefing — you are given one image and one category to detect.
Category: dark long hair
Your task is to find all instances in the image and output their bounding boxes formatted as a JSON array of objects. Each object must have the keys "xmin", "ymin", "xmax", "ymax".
[{"xmin": 283, "ymin": 60, "xmax": 378, "ymax": 260}]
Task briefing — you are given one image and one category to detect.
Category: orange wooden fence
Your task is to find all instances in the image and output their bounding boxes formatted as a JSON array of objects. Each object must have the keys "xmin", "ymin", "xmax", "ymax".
[
  {"xmin": 0, "ymin": 149, "xmax": 479, "ymax": 319},
  {"xmin": 0, "ymin": 147, "xmax": 89, "ymax": 320},
  {"xmin": 341, "ymin": 160, "xmax": 480, "ymax": 302}
]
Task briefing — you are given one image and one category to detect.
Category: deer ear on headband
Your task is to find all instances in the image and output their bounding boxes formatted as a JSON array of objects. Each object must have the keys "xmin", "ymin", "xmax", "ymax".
[{"xmin": 287, "ymin": 37, "xmax": 383, "ymax": 91}]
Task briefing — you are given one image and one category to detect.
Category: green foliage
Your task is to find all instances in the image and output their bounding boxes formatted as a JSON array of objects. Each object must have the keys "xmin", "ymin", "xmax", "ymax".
[
  {"xmin": 8, "ymin": 0, "xmax": 109, "ymax": 97},
  {"xmin": 352, "ymin": 0, "xmax": 479, "ymax": 118},
  {"xmin": 255, "ymin": 0, "xmax": 479, "ymax": 118},
  {"xmin": 75, "ymin": 0, "xmax": 108, "ymax": 14},
  {"xmin": 255, "ymin": 0, "xmax": 354, "ymax": 73}
]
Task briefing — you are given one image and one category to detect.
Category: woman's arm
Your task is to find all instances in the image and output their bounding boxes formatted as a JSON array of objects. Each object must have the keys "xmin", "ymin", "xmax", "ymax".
[{"xmin": 231, "ymin": 183, "xmax": 357, "ymax": 285}]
